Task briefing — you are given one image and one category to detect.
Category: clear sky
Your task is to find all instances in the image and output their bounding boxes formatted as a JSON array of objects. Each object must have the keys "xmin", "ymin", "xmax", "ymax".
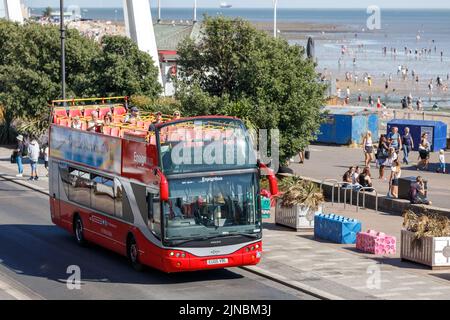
[{"xmin": 22, "ymin": 0, "xmax": 450, "ymax": 9}]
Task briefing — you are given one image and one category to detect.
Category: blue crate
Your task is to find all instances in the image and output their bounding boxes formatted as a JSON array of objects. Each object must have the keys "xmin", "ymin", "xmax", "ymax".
[{"xmin": 314, "ymin": 214, "xmax": 362, "ymax": 244}]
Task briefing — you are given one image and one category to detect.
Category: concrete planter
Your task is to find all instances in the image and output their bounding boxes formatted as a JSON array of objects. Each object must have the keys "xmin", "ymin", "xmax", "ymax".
[
  {"xmin": 401, "ymin": 229, "xmax": 450, "ymax": 269},
  {"xmin": 275, "ymin": 199, "xmax": 323, "ymax": 231}
]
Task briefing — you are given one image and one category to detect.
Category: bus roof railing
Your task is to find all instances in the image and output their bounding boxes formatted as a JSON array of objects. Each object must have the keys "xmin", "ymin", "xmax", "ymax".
[{"xmin": 51, "ymin": 96, "xmax": 128, "ymax": 107}]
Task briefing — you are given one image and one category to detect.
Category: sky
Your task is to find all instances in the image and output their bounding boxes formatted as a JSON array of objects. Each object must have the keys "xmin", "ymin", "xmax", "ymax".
[{"xmin": 21, "ymin": 0, "xmax": 450, "ymax": 9}]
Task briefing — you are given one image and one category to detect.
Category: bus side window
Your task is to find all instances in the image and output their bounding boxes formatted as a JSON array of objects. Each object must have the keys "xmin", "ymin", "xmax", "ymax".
[
  {"xmin": 147, "ymin": 191, "xmax": 161, "ymax": 238},
  {"xmin": 147, "ymin": 192, "xmax": 154, "ymax": 221}
]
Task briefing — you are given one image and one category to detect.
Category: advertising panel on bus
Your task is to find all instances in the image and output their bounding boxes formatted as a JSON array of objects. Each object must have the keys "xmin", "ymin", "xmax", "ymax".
[
  {"xmin": 50, "ymin": 125, "xmax": 122, "ymax": 174},
  {"xmin": 121, "ymin": 139, "xmax": 159, "ymax": 185}
]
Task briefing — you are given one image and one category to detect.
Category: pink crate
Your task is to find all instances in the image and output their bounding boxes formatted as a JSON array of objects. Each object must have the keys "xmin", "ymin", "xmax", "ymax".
[{"xmin": 356, "ymin": 230, "xmax": 396, "ymax": 255}]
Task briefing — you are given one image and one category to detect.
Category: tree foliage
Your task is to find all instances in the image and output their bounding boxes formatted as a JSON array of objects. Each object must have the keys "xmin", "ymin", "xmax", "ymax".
[
  {"xmin": 176, "ymin": 16, "xmax": 326, "ymax": 164},
  {"xmin": 0, "ymin": 20, "xmax": 161, "ymax": 142}
]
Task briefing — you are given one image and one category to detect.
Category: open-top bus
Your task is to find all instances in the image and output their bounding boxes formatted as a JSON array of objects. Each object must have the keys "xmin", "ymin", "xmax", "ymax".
[{"xmin": 49, "ymin": 97, "xmax": 278, "ymax": 272}]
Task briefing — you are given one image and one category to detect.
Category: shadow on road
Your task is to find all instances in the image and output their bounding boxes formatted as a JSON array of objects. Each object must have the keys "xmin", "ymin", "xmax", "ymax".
[{"xmin": 0, "ymin": 224, "xmax": 244, "ymax": 287}]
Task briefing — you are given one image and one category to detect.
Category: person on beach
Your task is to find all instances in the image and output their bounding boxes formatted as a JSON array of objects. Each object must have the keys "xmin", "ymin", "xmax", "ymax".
[
  {"xmin": 401, "ymin": 97, "xmax": 408, "ymax": 109},
  {"xmin": 401, "ymin": 127, "xmax": 414, "ymax": 165},
  {"xmin": 376, "ymin": 135, "xmax": 389, "ymax": 178},
  {"xmin": 362, "ymin": 131, "xmax": 374, "ymax": 167},
  {"xmin": 416, "ymin": 98, "xmax": 423, "ymax": 111},
  {"xmin": 387, "ymin": 160, "xmax": 401, "ymax": 199},
  {"xmin": 368, "ymin": 95, "xmax": 373, "ymax": 108},
  {"xmin": 376, "ymin": 96, "xmax": 382, "ymax": 108},
  {"xmin": 437, "ymin": 149, "xmax": 446, "ymax": 174},
  {"xmin": 407, "ymin": 94, "xmax": 413, "ymax": 108},
  {"xmin": 417, "ymin": 133, "xmax": 431, "ymax": 170}
]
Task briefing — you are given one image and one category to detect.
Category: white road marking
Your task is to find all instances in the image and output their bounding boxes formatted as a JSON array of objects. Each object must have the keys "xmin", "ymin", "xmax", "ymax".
[{"xmin": 0, "ymin": 279, "xmax": 32, "ymax": 300}]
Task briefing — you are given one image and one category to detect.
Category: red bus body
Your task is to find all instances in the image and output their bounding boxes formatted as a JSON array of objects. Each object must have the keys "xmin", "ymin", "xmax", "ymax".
[{"xmin": 49, "ymin": 100, "xmax": 272, "ymax": 273}]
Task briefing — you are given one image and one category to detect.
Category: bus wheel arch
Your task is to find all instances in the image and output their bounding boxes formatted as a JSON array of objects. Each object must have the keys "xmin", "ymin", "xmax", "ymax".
[
  {"xmin": 126, "ymin": 232, "xmax": 144, "ymax": 272},
  {"xmin": 73, "ymin": 213, "xmax": 87, "ymax": 247}
]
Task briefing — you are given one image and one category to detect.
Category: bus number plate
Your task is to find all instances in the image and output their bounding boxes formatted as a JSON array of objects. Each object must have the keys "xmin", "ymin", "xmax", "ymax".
[{"xmin": 207, "ymin": 258, "xmax": 229, "ymax": 265}]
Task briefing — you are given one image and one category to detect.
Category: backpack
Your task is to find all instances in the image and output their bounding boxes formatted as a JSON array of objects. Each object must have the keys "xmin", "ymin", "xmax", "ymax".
[{"xmin": 22, "ymin": 143, "xmax": 29, "ymax": 157}]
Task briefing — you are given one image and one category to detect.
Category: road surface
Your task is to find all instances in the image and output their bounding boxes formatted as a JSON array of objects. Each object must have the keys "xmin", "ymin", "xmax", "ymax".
[{"xmin": 0, "ymin": 177, "xmax": 316, "ymax": 300}]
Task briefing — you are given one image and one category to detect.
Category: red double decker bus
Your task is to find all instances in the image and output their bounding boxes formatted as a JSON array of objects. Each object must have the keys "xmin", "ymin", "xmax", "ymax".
[{"xmin": 49, "ymin": 97, "xmax": 278, "ymax": 272}]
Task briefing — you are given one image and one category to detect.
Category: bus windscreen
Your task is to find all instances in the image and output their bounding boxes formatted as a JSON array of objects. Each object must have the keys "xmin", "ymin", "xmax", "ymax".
[{"xmin": 158, "ymin": 118, "xmax": 257, "ymax": 174}]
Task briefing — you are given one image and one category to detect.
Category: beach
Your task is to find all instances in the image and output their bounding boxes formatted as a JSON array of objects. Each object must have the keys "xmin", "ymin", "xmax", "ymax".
[{"xmin": 36, "ymin": 7, "xmax": 450, "ymax": 110}]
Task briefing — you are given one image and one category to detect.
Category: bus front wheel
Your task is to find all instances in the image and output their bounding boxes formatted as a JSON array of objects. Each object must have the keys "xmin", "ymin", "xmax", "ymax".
[
  {"xmin": 74, "ymin": 215, "xmax": 87, "ymax": 247},
  {"xmin": 127, "ymin": 235, "xmax": 144, "ymax": 272}
]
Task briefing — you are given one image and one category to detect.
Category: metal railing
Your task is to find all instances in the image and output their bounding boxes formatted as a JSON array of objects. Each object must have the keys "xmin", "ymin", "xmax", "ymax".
[
  {"xmin": 356, "ymin": 187, "xmax": 378, "ymax": 213},
  {"xmin": 320, "ymin": 179, "xmax": 338, "ymax": 206}
]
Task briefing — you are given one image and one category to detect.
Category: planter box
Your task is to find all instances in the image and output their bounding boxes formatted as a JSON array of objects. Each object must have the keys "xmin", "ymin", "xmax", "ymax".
[
  {"xmin": 275, "ymin": 199, "xmax": 322, "ymax": 230},
  {"xmin": 401, "ymin": 229, "xmax": 450, "ymax": 269},
  {"xmin": 356, "ymin": 230, "xmax": 396, "ymax": 255},
  {"xmin": 314, "ymin": 214, "xmax": 361, "ymax": 244}
]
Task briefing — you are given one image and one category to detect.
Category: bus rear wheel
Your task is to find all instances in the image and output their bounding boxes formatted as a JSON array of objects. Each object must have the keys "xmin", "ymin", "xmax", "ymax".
[
  {"xmin": 127, "ymin": 235, "xmax": 143, "ymax": 272},
  {"xmin": 74, "ymin": 215, "xmax": 87, "ymax": 247}
]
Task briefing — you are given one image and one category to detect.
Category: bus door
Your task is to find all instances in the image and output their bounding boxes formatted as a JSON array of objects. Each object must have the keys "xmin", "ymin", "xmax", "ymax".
[{"xmin": 49, "ymin": 161, "xmax": 61, "ymax": 222}]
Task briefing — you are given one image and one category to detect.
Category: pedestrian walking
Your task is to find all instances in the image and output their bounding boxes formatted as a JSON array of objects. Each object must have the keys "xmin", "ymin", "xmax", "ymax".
[
  {"xmin": 437, "ymin": 149, "xmax": 446, "ymax": 174},
  {"xmin": 376, "ymin": 135, "xmax": 389, "ymax": 179},
  {"xmin": 401, "ymin": 127, "xmax": 414, "ymax": 165},
  {"xmin": 417, "ymin": 133, "xmax": 431, "ymax": 170},
  {"xmin": 387, "ymin": 126, "xmax": 402, "ymax": 153},
  {"xmin": 387, "ymin": 160, "xmax": 401, "ymax": 199},
  {"xmin": 27, "ymin": 138, "xmax": 40, "ymax": 181},
  {"xmin": 13, "ymin": 135, "xmax": 25, "ymax": 177},
  {"xmin": 362, "ymin": 131, "xmax": 374, "ymax": 167}
]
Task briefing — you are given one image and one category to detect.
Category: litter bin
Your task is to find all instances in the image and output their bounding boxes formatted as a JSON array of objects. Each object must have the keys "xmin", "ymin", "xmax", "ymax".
[{"xmin": 398, "ymin": 176, "xmax": 428, "ymax": 200}]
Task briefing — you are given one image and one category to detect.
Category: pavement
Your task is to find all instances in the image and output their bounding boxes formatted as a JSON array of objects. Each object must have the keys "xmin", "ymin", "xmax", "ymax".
[
  {"xmin": 289, "ymin": 144, "xmax": 450, "ymax": 210},
  {"xmin": 1, "ymin": 145, "xmax": 450, "ymax": 300}
]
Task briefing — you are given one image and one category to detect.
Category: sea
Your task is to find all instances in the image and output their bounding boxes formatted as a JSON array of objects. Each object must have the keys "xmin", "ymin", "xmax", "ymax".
[{"xmin": 28, "ymin": 7, "xmax": 450, "ymax": 108}]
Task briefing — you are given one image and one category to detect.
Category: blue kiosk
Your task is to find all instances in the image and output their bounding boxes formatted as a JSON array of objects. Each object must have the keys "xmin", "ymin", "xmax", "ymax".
[{"xmin": 387, "ymin": 120, "xmax": 447, "ymax": 152}]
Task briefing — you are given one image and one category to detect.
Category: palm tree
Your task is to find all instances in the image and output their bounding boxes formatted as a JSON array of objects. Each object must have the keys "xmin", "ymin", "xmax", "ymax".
[{"xmin": 42, "ymin": 7, "xmax": 53, "ymax": 18}]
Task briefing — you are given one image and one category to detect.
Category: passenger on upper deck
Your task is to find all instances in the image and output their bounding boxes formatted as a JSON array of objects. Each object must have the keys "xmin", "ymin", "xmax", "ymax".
[
  {"xmin": 87, "ymin": 111, "xmax": 103, "ymax": 133},
  {"xmin": 71, "ymin": 116, "xmax": 82, "ymax": 130},
  {"xmin": 154, "ymin": 111, "xmax": 163, "ymax": 124},
  {"xmin": 103, "ymin": 111, "xmax": 113, "ymax": 126},
  {"xmin": 173, "ymin": 111, "xmax": 181, "ymax": 120},
  {"xmin": 123, "ymin": 106, "xmax": 142, "ymax": 124}
]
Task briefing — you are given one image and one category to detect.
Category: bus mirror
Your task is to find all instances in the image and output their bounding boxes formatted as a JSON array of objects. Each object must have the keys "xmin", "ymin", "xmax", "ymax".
[
  {"xmin": 156, "ymin": 169, "xmax": 169, "ymax": 202},
  {"xmin": 259, "ymin": 162, "xmax": 278, "ymax": 196}
]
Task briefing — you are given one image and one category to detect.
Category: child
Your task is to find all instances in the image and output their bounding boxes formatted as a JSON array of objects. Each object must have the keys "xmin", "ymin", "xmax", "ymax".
[{"xmin": 438, "ymin": 149, "xmax": 446, "ymax": 173}]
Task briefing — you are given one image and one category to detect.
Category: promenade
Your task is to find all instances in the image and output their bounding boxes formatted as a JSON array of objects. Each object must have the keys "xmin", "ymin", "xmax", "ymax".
[
  {"xmin": 1, "ymin": 146, "xmax": 450, "ymax": 299},
  {"xmin": 290, "ymin": 144, "xmax": 450, "ymax": 210}
]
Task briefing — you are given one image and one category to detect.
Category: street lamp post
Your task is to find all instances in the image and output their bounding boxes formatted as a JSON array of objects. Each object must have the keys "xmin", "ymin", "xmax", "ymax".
[
  {"xmin": 157, "ymin": 0, "xmax": 161, "ymax": 23},
  {"xmin": 60, "ymin": 0, "xmax": 66, "ymax": 101},
  {"xmin": 273, "ymin": 0, "xmax": 277, "ymax": 38},
  {"xmin": 193, "ymin": 0, "xmax": 197, "ymax": 23}
]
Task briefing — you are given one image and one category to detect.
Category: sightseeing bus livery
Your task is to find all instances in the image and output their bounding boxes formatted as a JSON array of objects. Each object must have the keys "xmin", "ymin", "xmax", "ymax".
[{"xmin": 49, "ymin": 97, "xmax": 278, "ymax": 273}]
